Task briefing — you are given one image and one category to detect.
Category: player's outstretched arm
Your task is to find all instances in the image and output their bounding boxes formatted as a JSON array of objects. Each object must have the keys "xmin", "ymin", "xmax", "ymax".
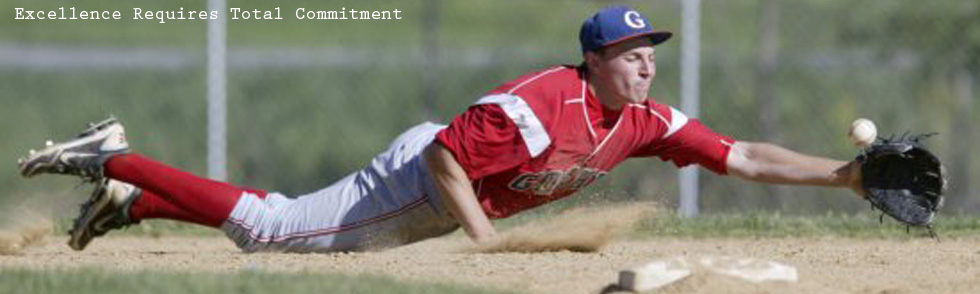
[
  {"xmin": 725, "ymin": 141, "xmax": 863, "ymax": 197},
  {"xmin": 423, "ymin": 143, "xmax": 497, "ymax": 243}
]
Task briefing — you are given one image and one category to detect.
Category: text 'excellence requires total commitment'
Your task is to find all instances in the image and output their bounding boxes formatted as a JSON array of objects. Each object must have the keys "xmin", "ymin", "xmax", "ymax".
[{"xmin": 14, "ymin": 7, "xmax": 403, "ymax": 23}]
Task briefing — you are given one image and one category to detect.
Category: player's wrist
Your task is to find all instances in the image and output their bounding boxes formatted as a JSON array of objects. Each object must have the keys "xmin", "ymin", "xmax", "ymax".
[
  {"xmin": 472, "ymin": 231, "xmax": 496, "ymax": 244},
  {"xmin": 847, "ymin": 161, "xmax": 865, "ymax": 198}
]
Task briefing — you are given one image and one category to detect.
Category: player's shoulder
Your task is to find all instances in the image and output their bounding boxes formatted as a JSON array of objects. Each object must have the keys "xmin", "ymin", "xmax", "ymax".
[
  {"xmin": 631, "ymin": 99, "xmax": 682, "ymax": 123},
  {"xmin": 627, "ymin": 99, "xmax": 692, "ymax": 136},
  {"xmin": 488, "ymin": 65, "xmax": 582, "ymax": 97},
  {"xmin": 473, "ymin": 65, "xmax": 582, "ymax": 132}
]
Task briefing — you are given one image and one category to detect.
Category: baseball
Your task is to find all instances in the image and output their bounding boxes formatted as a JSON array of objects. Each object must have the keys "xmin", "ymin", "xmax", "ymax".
[{"xmin": 849, "ymin": 118, "xmax": 877, "ymax": 147}]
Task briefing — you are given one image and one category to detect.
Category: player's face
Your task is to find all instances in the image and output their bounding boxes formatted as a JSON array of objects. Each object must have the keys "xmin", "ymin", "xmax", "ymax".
[{"xmin": 589, "ymin": 38, "xmax": 656, "ymax": 108}]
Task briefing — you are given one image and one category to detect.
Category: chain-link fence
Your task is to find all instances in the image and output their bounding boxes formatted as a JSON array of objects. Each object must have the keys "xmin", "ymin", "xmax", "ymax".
[{"xmin": 2, "ymin": 0, "xmax": 976, "ymax": 215}]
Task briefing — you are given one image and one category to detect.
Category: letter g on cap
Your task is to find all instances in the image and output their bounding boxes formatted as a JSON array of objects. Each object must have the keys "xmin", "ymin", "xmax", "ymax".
[{"xmin": 624, "ymin": 11, "xmax": 646, "ymax": 29}]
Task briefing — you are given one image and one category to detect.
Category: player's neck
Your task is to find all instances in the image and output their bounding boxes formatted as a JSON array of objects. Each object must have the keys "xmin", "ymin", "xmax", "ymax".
[{"xmin": 587, "ymin": 80, "xmax": 626, "ymax": 111}]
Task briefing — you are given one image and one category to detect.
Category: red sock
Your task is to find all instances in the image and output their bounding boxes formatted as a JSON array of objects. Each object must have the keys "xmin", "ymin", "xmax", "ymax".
[
  {"xmin": 105, "ymin": 154, "xmax": 268, "ymax": 227},
  {"xmin": 128, "ymin": 190, "xmax": 213, "ymax": 226}
]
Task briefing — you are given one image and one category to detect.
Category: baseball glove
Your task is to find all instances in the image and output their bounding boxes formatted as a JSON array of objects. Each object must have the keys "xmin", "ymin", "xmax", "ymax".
[{"xmin": 856, "ymin": 133, "xmax": 947, "ymax": 230}]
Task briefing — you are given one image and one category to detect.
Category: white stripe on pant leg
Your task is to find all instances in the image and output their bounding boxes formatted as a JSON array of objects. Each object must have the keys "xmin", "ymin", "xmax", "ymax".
[
  {"xmin": 220, "ymin": 171, "xmax": 443, "ymax": 253},
  {"xmin": 221, "ymin": 192, "xmax": 293, "ymax": 252},
  {"xmin": 228, "ymin": 194, "xmax": 426, "ymax": 243},
  {"xmin": 221, "ymin": 178, "xmax": 362, "ymax": 253},
  {"xmin": 221, "ymin": 191, "xmax": 453, "ymax": 253}
]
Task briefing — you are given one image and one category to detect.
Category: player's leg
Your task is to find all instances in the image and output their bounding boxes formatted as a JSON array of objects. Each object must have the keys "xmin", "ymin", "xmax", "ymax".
[
  {"xmin": 16, "ymin": 116, "xmax": 264, "ymax": 226},
  {"xmin": 18, "ymin": 117, "xmax": 267, "ymax": 249},
  {"xmin": 223, "ymin": 122, "xmax": 459, "ymax": 253},
  {"xmin": 20, "ymin": 118, "xmax": 457, "ymax": 252},
  {"xmin": 67, "ymin": 179, "xmax": 220, "ymax": 250},
  {"xmin": 103, "ymin": 153, "xmax": 265, "ymax": 227},
  {"xmin": 224, "ymin": 187, "xmax": 458, "ymax": 253},
  {"xmin": 82, "ymin": 153, "xmax": 269, "ymax": 249},
  {"xmin": 129, "ymin": 189, "xmax": 214, "ymax": 225}
]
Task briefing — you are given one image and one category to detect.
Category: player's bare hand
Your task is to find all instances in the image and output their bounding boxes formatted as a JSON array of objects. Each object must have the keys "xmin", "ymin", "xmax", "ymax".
[{"xmin": 470, "ymin": 229, "xmax": 497, "ymax": 245}]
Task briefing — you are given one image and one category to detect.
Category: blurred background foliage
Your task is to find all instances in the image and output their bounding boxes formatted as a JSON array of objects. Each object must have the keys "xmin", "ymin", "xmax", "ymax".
[{"xmin": 1, "ymin": 0, "xmax": 977, "ymax": 217}]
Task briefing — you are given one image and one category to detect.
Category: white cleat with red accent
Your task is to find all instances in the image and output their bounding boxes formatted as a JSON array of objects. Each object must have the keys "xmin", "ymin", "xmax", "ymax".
[
  {"xmin": 68, "ymin": 179, "xmax": 141, "ymax": 251},
  {"xmin": 17, "ymin": 117, "xmax": 129, "ymax": 181}
]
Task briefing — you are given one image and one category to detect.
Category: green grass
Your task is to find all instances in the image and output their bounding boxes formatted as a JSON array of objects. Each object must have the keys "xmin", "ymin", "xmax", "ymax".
[
  {"xmin": 0, "ymin": 268, "xmax": 514, "ymax": 294},
  {"xmin": 635, "ymin": 212, "xmax": 980, "ymax": 239}
]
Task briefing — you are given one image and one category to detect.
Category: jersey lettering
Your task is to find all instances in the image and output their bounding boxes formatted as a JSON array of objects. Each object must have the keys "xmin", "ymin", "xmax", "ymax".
[{"xmin": 508, "ymin": 167, "xmax": 606, "ymax": 196}]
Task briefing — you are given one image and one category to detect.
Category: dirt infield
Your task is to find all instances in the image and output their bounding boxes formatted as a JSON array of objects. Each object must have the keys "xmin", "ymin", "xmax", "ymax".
[{"xmin": 2, "ymin": 235, "xmax": 978, "ymax": 294}]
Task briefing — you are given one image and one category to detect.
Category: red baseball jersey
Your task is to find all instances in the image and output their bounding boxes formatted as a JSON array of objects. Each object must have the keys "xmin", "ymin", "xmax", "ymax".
[{"xmin": 435, "ymin": 65, "xmax": 734, "ymax": 218}]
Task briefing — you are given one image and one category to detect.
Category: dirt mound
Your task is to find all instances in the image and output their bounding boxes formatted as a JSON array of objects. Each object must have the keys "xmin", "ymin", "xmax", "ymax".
[
  {"xmin": 472, "ymin": 203, "xmax": 654, "ymax": 253},
  {"xmin": 0, "ymin": 207, "xmax": 53, "ymax": 255},
  {"xmin": 4, "ymin": 236, "xmax": 980, "ymax": 293}
]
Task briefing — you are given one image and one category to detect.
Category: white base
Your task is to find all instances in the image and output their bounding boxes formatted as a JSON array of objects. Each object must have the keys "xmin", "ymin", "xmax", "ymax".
[
  {"xmin": 618, "ymin": 257, "xmax": 692, "ymax": 292},
  {"xmin": 618, "ymin": 256, "xmax": 797, "ymax": 291}
]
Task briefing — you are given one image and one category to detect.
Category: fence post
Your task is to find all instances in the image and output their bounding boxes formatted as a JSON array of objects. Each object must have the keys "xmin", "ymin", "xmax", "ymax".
[
  {"xmin": 679, "ymin": 0, "xmax": 702, "ymax": 218},
  {"xmin": 207, "ymin": 0, "xmax": 228, "ymax": 181}
]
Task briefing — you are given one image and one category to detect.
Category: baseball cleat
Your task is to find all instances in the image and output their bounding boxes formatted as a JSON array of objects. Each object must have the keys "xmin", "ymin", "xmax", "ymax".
[
  {"xmin": 68, "ymin": 179, "xmax": 141, "ymax": 251},
  {"xmin": 76, "ymin": 116, "xmax": 121, "ymax": 138},
  {"xmin": 17, "ymin": 117, "xmax": 129, "ymax": 181}
]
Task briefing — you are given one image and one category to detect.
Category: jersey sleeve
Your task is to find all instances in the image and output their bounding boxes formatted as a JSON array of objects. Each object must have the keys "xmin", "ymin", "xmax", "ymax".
[
  {"xmin": 642, "ymin": 119, "xmax": 735, "ymax": 175},
  {"xmin": 434, "ymin": 104, "xmax": 531, "ymax": 180}
]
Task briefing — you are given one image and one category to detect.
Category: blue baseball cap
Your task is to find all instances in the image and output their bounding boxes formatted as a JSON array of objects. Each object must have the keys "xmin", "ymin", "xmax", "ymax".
[{"xmin": 579, "ymin": 5, "xmax": 673, "ymax": 53}]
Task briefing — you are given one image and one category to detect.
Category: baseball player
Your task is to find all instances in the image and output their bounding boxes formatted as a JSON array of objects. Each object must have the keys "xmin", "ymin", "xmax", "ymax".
[{"xmin": 18, "ymin": 5, "xmax": 863, "ymax": 252}]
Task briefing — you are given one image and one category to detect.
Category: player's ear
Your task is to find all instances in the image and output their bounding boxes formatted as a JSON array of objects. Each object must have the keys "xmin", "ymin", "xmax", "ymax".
[{"xmin": 584, "ymin": 51, "xmax": 602, "ymax": 74}]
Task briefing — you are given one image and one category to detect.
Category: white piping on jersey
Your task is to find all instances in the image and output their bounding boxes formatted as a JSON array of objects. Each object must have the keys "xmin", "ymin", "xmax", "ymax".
[
  {"xmin": 580, "ymin": 79, "xmax": 598, "ymax": 139},
  {"xmin": 647, "ymin": 108, "xmax": 670, "ymax": 127},
  {"xmin": 507, "ymin": 67, "xmax": 565, "ymax": 94},
  {"xmin": 585, "ymin": 108, "xmax": 624, "ymax": 163},
  {"xmin": 564, "ymin": 98, "xmax": 584, "ymax": 104},
  {"xmin": 639, "ymin": 105, "xmax": 689, "ymax": 139},
  {"xmin": 475, "ymin": 94, "xmax": 551, "ymax": 158},
  {"xmin": 665, "ymin": 107, "xmax": 689, "ymax": 138},
  {"xmin": 579, "ymin": 75, "xmax": 624, "ymax": 163}
]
